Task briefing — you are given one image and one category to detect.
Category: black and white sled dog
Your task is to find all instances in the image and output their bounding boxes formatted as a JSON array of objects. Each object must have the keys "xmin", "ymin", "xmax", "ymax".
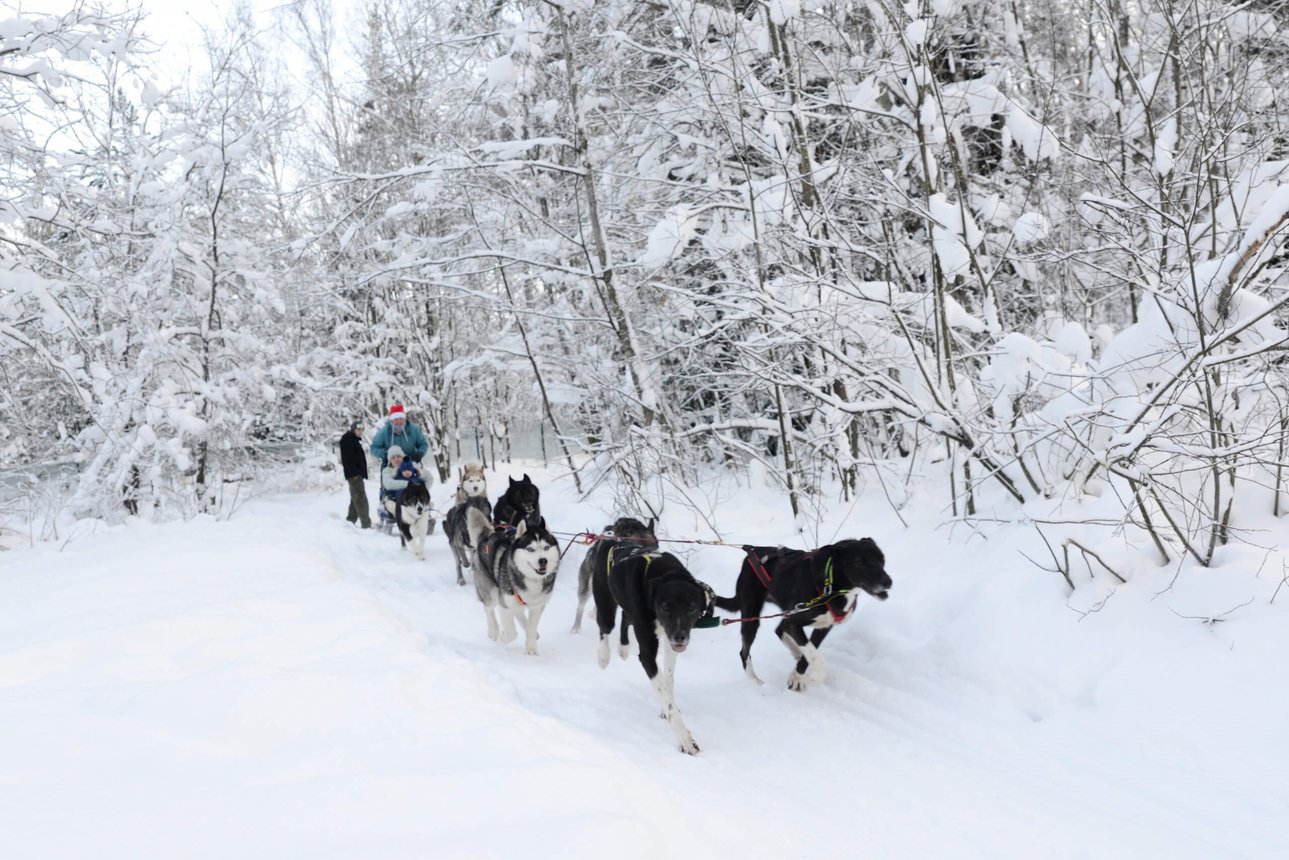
[
  {"xmin": 591, "ymin": 544, "xmax": 714, "ymax": 755},
  {"xmin": 465, "ymin": 507, "xmax": 561, "ymax": 655},
  {"xmin": 444, "ymin": 461, "xmax": 491, "ymax": 586},
  {"xmin": 571, "ymin": 516, "xmax": 657, "ymax": 634},
  {"xmin": 383, "ymin": 480, "xmax": 434, "ymax": 561},
  {"xmin": 493, "ymin": 474, "xmax": 540, "ymax": 529},
  {"xmin": 713, "ymin": 538, "xmax": 891, "ymax": 691}
]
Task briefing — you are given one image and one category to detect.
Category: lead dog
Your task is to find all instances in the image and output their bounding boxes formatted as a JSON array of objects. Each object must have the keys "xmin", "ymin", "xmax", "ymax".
[
  {"xmin": 591, "ymin": 544, "xmax": 713, "ymax": 755},
  {"xmin": 713, "ymin": 538, "xmax": 891, "ymax": 691},
  {"xmin": 465, "ymin": 507, "xmax": 560, "ymax": 655},
  {"xmin": 571, "ymin": 516, "xmax": 657, "ymax": 633},
  {"xmin": 382, "ymin": 480, "xmax": 434, "ymax": 561},
  {"xmin": 444, "ymin": 461, "xmax": 491, "ymax": 585}
]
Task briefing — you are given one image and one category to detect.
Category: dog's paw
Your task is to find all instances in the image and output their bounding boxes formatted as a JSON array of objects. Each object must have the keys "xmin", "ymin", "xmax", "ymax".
[
  {"xmin": 677, "ymin": 735, "xmax": 700, "ymax": 756},
  {"xmin": 787, "ymin": 672, "xmax": 809, "ymax": 692},
  {"xmin": 807, "ymin": 655, "xmax": 828, "ymax": 681},
  {"xmin": 500, "ymin": 629, "xmax": 518, "ymax": 644},
  {"xmin": 525, "ymin": 643, "xmax": 539, "ymax": 656},
  {"xmin": 596, "ymin": 639, "xmax": 610, "ymax": 669},
  {"xmin": 617, "ymin": 644, "xmax": 632, "ymax": 662}
]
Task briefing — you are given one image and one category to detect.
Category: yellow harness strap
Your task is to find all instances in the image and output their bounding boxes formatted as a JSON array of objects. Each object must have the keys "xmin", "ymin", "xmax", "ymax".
[{"xmin": 608, "ymin": 546, "xmax": 659, "ymax": 577}]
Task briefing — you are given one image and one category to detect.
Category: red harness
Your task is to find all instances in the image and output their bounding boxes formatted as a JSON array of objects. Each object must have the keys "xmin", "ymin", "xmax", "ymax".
[
  {"xmin": 824, "ymin": 594, "xmax": 854, "ymax": 624},
  {"xmin": 745, "ymin": 550, "xmax": 777, "ymax": 592}
]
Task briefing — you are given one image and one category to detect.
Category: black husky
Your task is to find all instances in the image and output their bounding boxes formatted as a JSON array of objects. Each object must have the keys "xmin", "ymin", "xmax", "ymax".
[
  {"xmin": 571, "ymin": 517, "xmax": 657, "ymax": 633},
  {"xmin": 713, "ymin": 539, "xmax": 891, "ymax": 691},
  {"xmin": 493, "ymin": 474, "xmax": 540, "ymax": 529},
  {"xmin": 591, "ymin": 544, "xmax": 713, "ymax": 755}
]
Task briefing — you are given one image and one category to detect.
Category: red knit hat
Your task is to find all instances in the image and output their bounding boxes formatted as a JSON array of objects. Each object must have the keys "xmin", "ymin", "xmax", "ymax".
[{"xmin": 389, "ymin": 403, "xmax": 406, "ymax": 420}]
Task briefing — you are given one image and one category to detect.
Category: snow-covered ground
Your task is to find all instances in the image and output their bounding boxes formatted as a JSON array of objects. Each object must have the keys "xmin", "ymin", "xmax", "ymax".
[{"xmin": 2, "ymin": 463, "xmax": 1286, "ymax": 859}]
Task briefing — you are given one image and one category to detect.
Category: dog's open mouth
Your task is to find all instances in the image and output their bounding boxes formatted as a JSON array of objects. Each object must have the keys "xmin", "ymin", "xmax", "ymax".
[
  {"xmin": 870, "ymin": 588, "xmax": 890, "ymax": 601},
  {"xmin": 670, "ymin": 641, "xmax": 688, "ymax": 653}
]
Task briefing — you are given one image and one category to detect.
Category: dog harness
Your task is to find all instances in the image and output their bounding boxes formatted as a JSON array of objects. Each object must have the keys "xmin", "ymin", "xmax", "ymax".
[
  {"xmin": 798, "ymin": 557, "xmax": 854, "ymax": 623},
  {"xmin": 724, "ymin": 554, "xmax": 853, "ymax": 625},
  {"xmin": 606, "ymin": 543, "xmax": 659, "ymax": 577},
  {"xmin": 745, "ymin": 549, "xmax": 777, "ymax": 593},
  {"xmin": 608, "ymin": 545, "xmax": 719, "ymax": 627}
]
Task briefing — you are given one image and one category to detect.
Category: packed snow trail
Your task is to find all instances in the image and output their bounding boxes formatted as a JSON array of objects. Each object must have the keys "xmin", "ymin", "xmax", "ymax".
[{"xmin": 1, "ymin": 464, "xmax": 1284, "ymax": 858}]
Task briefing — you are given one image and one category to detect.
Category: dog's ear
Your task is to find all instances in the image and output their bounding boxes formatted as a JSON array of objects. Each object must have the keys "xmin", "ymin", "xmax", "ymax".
[
  {"xmin": 646, "ymin": 517, "xmax": 656, "ymax": 534},
  {"xmin": 509, "ymin": 476, "xmax": 517, "ymax": 486},
  {"xmin": 515, "ymin": 518, "xmax": 528, "ymax": 537},
  {"xmin": 522, "ymin": 473, "xmax": 531, "ymax": 484}
]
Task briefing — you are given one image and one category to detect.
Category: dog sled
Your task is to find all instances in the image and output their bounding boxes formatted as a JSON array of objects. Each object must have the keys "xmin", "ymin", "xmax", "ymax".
[
  {"xmin": 378, "ymin": 456, "xmax": 433, "ymax": 536},
  {"xmin": 377, "ymin": 485, "xmax": 400, "ymax": 534}
]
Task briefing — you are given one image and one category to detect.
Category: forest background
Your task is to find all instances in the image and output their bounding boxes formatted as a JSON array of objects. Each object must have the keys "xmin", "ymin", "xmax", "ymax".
[{"xmin": 3, "ymin": 0, "xmax": 1289, "ymax": 585}]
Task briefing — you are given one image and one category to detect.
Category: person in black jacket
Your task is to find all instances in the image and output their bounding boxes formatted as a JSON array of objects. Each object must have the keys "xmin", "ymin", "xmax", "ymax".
[{"xmin": 340, "ymin": 420, "xmax": 371, "ymax": 528}]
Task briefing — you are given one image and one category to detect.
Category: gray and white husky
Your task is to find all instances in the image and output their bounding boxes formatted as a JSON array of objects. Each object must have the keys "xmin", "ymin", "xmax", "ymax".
[
  {"xmin": 444, "ymin": 461, "xmax": 491, "ymax": 586},
  {"xmin": 452, "ymin": 460, "xmax": 488, "ymax": 505},
  {"xmin": 465, "ymin": 507, "xmax": 561, "ymax": 655}
]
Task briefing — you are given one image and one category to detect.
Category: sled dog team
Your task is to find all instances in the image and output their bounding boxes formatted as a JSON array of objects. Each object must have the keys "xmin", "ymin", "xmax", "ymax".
[{"xmin": 429, "ymin": 462, "xmax": 893, "ymax": 755}]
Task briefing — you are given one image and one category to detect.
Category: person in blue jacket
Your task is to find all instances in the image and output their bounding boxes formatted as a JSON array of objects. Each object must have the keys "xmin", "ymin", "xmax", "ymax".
[{"xmin": 370, "ymin": 403, "xmax": 429, "ymax": 468}]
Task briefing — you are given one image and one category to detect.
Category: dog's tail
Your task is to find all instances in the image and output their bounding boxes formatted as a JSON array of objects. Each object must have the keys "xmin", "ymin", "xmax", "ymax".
[
  {"xmin": 570, "ymin": 543, "xmax": 598, "ymax": 634},
  {"xmin": 711, "ymin": 594, "xmax": 740, "ymax": 613},
  {"xmin": 465, "ymin": 506, "xmax": 492, "ymax": 554},
  {"xmin": 576, "ymin": 546, "xmax": 598, "ymax": 603}
]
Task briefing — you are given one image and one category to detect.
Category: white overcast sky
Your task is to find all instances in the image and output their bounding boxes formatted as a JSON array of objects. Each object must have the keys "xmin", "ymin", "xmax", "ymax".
[{"xmin": 8, "ymin": 1, "xmax": 310, "ymax": 86}]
